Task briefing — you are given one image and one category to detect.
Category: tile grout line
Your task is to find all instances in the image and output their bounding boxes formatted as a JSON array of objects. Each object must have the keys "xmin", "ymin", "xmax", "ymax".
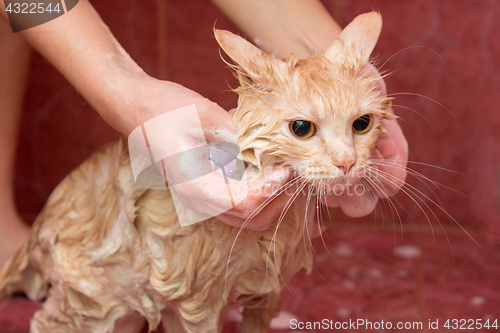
[
  {"xmin": 413, "ymin": 229, "xmax": 425, "ymax": 332},
  {"xmin": 157, "ymin": 0, "xmax": 168, "ymax": 80}
]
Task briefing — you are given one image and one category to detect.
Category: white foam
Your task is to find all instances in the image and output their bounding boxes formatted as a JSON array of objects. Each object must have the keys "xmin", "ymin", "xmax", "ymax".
[{"xmin": 394, "ymin": 245, "xmax": 421, "ymax": 258}]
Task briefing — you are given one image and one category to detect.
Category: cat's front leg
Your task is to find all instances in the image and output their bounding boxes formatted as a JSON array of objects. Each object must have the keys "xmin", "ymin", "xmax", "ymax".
[{"xmin": 240, "ymin": 292, "xmax": 282, "ymax": 333}]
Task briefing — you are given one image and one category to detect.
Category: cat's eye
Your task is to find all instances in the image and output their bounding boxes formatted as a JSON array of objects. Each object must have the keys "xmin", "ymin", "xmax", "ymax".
[
  {"xmin": 289, "ymin": 120, "xmax": 316, "ymax": 139},
  {"xmin": 352, "ymin": 114, "xmax": 372, "ymax": 134}
]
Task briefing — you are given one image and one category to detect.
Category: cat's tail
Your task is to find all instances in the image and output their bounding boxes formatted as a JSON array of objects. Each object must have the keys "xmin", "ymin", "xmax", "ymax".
[{"xmin": 0, "ymin": 241, "xmax": 44, "ymax": 301}]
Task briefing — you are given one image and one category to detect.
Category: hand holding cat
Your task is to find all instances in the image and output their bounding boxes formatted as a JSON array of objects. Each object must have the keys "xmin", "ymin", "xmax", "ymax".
[
  {"xmin": 372, "ymin": 113, "xmax": 409, "ymax": 198},
  {"xmin": 126, "ymin": 77, "xmax": 294, "ymax": 230}
]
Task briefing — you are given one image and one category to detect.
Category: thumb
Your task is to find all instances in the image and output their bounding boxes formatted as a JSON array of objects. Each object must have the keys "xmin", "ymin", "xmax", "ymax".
[{"xmin": 199, "ymin": 101, "xmax": 239, "ymax": 144}]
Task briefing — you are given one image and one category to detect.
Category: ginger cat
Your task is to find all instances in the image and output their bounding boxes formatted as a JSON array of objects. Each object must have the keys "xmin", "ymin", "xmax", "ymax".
[{"xmin": 0, "ymin": 12, "xmax": 394, "ymax": 333}]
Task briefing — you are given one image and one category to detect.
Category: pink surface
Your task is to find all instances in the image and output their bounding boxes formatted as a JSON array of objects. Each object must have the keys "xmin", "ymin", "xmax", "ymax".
[{"xmin": 5, "ymin": 0, "xmax": 500, "ymax": 332}]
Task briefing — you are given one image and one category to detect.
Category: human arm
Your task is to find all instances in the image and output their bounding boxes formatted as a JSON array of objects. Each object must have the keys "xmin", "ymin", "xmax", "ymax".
[
  {"xmin": 211, "ymin": 0, "xmax": 342, "ymax": 59},
  {"xmin": 1, "ymin": 0, "xmax": 173, "ymax": 135}
]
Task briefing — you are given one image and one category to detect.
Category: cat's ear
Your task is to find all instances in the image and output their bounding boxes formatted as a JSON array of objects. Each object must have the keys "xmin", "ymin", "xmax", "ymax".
[
  {"xmin": 324, "ymin": 12, "xmax": 382, "ymax": 67},
  {"xmin": 214, "ymin": 29, "xmax": 277, "ymax": 86}
]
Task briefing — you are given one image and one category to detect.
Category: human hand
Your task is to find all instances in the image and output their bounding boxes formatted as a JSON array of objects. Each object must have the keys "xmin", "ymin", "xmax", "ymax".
[
  {"xmin": 326, "ymin": 64, "xmax": 408, "ymax": 217},
  {"xmin": 127, "ymin": 76, "xmax": 292, "ymax": 230}
]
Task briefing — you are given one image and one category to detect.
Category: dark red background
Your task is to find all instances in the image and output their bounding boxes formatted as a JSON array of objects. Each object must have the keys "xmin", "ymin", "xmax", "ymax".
[{"xmin": 3, "ymin": 0, "xmax": 500, "ymax": 332}]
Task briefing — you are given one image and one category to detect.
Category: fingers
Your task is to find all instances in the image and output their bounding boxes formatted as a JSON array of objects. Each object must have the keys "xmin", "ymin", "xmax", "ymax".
[
  {"xmin": 218, "ymin": 189, "xmax": 292, "ymax": 230},
  {"xmin": 365, "ymin": 63, "xmax": 387, "ymax": 95},
  {"xmin": 218, "ymin": 166, "xmax": 293, "ymax": 230},
  {"xmin": 338, "ymin": 190, "xmax": 378, "ymax": 218},
  {"xmin": 364, "ymin": 63, "xmax": 409, "ymax": 199},
  {"xmin": 371, "ymin": 113, "xmax": 408, "ymax": 198},
  {"xmin": 198, "ymin": 101, "xmax": 239, "ymax": 144},
  {"xmin": 171, "ymin": 156, "xmax": 292, "ymax": 230},
  {"xmin": 324, "ymin": 182, "xmax": 378, "ymax": 217}
]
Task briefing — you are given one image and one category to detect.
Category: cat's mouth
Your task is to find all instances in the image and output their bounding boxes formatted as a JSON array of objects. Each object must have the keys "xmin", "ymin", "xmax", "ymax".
[
  {"xmin": 295, "ymin": 167, "xmax": 364, "ymax": 183},
  {"xmin": 293, "ymin": 168, "xmax": 366, "ymax": 194}
]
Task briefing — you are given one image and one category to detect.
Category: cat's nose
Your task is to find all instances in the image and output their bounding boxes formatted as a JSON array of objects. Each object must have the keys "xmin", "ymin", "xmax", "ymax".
[{"xmin": 336, "ymin": 162, "xmax": 354, "ymax": 175}]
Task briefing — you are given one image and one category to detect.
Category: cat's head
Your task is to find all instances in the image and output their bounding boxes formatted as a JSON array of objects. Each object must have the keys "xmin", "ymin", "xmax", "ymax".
[{"xmin": 215, "ymin": 12, "xmax": 394, "ymax": 190}]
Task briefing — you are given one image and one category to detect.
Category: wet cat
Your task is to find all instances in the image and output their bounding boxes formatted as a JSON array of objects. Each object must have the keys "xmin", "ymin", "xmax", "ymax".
[{"xmin": 0, "ymin": 12, "xmax": 394, "ymax": 333}]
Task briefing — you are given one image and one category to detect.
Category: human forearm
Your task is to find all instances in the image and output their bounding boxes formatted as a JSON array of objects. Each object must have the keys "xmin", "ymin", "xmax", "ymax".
[
  {"xmin": 211, "ymin": 0, "xmax": 342, "ymax": 58},
  {"xmin": 1, "ymin": 0, "xmax": 149, "ymax": 135}
]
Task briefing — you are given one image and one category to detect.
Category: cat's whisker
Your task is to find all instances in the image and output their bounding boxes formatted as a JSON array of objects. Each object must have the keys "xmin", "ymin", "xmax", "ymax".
[
  {"xmin": 375, "ymin": 167, "xmax": 476, "ymax": 236},
  {"xmin": 370, "ymin": 161, "xmax": 446, "ymax": 194},
  {"xmin": 371, "ymin": 160, "xmax": 464, "ymax": 181},
  {"xmin": 370, "ymin": 160, "xmax": 466, "ymax": 197},
  {"xmin": 321, "ymin": 188, "xmax": 336, "ymax": 231},
  {"xmin": 303, "ymin": 185, "xmax": 316, "ymax": 261},
  {"xmin": 370, "ymin": 160, "xmax": 460, "ymax": 226},
  {"xmin": 266, "ymin": 179, "xmax": 309, "ymax": 293},
  {"xmin": 373, "ymin": 168, "xmax": 480, "ymax": 251},
  {"xmin": 368, "ymin": 167, "xmax": 437, "ymax": 240},
  {"xmin": 302, "ymin": 185, "xmax": 315, "ymax": 259},
  {"xmin": 239, "ymin": 175, "xmax": 302, "ymax": 228},
  {"xmin": 368, "ymin": 161, "xmax": 464, "ymax": 202},
  {"xmin": 267, "ymin": 179, "xmax": 308, "ymax": 284},
  {"xmin": 224, "ymin": 176, "xmax": 303, "ymax": 291},
  {"xmin": 387, "ymin": 92, "xmax": 455, "ymax": 117},
  {"xmin": 372, "ymin": 176, "xmax": 407, "ymax": 237},
  {"xmin": 316, "ymin": 188, "xmax": 335, "ymax": 254},
  {"xmin": 365, "ymin": 177, "xmax": 390, "ymax": 231},
  {"xmin": 398, "ymin": 168, "xmax": 460, "ymax": 230},
  {"xmin": 316, "ymin": 185, "xmax": 340, "ymax": 247},
  {"xmin": 362, "ymin": 178, "xmax": 385, "ymax": 231},
  {"xmin": 305, "ymin": 184, "xmax": 324, "ymax": 262},
  {"xmin": 391, "ymin": 104, "xmax": 436, "ymax": 133},
  {"xmin": 373, "ymin": 170, "xmax": 443, "ymax": 247},
  {"xmin": 371, "ymin": 168, "xmax": 458, "ymax": 257},
  {"xmin": 371, "ymin": 166, "xmax": 441, "ymax": 216},
  {"xmin": 299, "ymin": 181, "xmax": 336, "ymax": 289},
  {"xmin": 369, "ymin": 173, "xmax": 413, "ymax": 216},
  {"xmin": 370, "ymin": 159, "xmax": 458, "ymax": 195},
  {"xmin": 266, "ymin": 177, "xmax": 302, "ymax": 279},
  {"xmin": 377, "ymin": 45, "xmax": 445, "ymax": 70},
  {"xmin": 362, "ymin": 176, "xmax": 404, "ymax": 237},
  {"xmin": 321, "ymin": 193, "xmax": 333, "ymax": 226},
  {"xmin": 372, "ymin": 159, "xmax": 463, "ymax": 174},
  {"xmin": 315, "ymin": 190, "xmax": 337, "ymax": 261}
]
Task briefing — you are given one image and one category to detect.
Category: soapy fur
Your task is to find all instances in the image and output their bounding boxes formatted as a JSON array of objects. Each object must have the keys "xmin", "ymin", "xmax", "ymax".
[{"xmin": 0, "ymin": 12, "xmax": 394, "ymax": 333}]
